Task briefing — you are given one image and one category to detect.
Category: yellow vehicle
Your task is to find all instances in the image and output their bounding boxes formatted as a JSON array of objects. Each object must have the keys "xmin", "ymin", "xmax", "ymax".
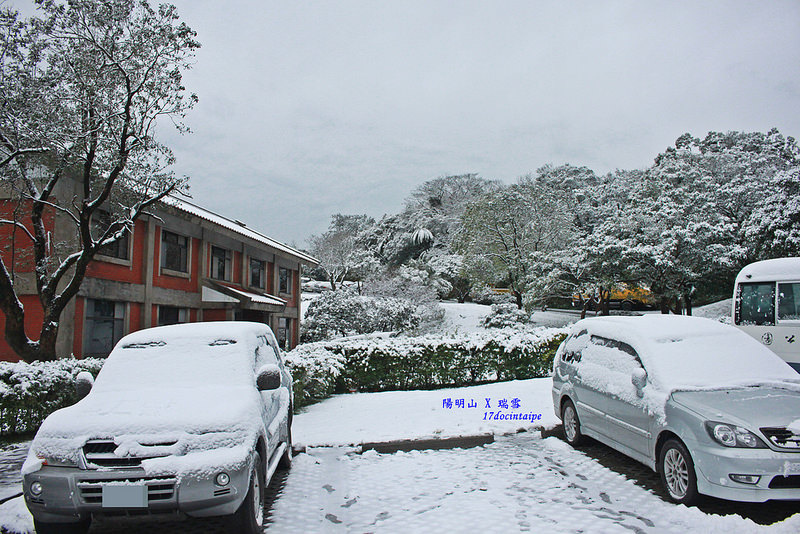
[{"xmin": 571, "ymin": 284, "xmax": 654, "ymax": 311}]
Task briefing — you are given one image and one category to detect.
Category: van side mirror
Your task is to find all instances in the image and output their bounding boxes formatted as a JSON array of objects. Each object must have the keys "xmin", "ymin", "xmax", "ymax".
[
  {"xmin": 75, "ymin": 371, "xmax": 94, "ymax": 399},
  {"xmin": 256, "ymin": 364, "xmax": 281, "ymax": 391},
  {"xmin": 631, "ymin": 368, "xmax": 647, "ymax": 397}
]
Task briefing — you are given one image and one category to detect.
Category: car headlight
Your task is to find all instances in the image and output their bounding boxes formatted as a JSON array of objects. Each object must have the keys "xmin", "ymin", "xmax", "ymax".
[{"xmin": 705, "ymin": 421, "xmax": 767, "ymax": 448}]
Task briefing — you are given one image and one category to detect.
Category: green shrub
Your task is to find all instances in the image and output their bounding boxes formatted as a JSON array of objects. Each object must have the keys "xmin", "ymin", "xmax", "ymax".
[
  {"xmin": 0, "ymin": 358, "xmax": 105, "ymax": 436},
  {"xmin": 286, "ymin": 328, "xmax": 567, "ymax": 408}
]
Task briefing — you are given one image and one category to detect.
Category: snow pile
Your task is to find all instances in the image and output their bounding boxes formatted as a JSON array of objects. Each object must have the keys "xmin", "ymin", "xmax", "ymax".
[{"xmin": 22, "ymin": 322, "xmax": 275, "ymax": 481}]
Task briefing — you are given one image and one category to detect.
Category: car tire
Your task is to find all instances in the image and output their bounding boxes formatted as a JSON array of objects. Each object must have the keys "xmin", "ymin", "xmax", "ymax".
[
  {"xmin": 659, "ymin": 438, "xmax": 699, "ymax": 505},
  {"xmin": 227, "ymin": 452, "xmax": 265, "ymax": 534},
  {"xmin": 561, "ymin": 399, "xmax": 585, "ymax": 446},
  {"xmin": 33, "ymin": 518, "xmax": 90, "ymax": 534},
  {"xmin": 279, "ymin": 413, "xmax": 292, "ymax": 470}
]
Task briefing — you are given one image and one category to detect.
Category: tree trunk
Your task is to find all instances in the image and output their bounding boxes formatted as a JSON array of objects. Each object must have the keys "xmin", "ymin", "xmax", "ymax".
[
  {"xmin": 684, "ymin": 294, "xmax": 693, "ymax": 316},
  {"xmin": 673, "ymin": 296, "xmax": 683, "ymax": 315},
  {"xmin": 513, "ymin": 290, "xmax": 523, "ymax": 309}
]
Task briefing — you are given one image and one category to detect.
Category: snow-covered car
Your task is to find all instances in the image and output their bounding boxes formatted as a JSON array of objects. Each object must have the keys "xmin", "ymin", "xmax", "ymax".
[
  {"xmin": 552, "ymin": 315, "xmax": 800, "ymax": 504},
  {"xmin": 22, "ymin": 321, "xmax": 293, "ymax": 534}
]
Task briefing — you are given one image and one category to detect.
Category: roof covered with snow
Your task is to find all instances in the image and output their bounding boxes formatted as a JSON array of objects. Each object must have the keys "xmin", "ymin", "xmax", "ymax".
[
  {"xmin": 734, "ymin": 257, "xmax": 800, "ymax": 284},
  {"xmin": 161, "ymin": 195, "xmax": 318, "ymax": 266}
]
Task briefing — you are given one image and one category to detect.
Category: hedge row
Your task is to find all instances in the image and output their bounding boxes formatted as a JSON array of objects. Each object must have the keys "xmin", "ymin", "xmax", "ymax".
[
  {"xmin": 286, "ymin": 327, "xmax": 568, "ymax": 409},
  {"xmin": 0, "ymin": 328, "xmax": 568, "ymax": 435},
  {"xmin": 0, "ymin": 358, "xmax": 104, "ymax": 436}
]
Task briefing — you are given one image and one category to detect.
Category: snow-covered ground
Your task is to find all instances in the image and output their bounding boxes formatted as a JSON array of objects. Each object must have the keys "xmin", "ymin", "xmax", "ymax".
[
  {"xmin": 3, "ymin": 376, "xmax": 800, "ymax": 532},
  {"xmin": 263, "ymin": 433, "xmax": 800, "ymax": 533},
  {"xmin": 293, "ymin": 378, "xmax": 558, "ymax": 447}
]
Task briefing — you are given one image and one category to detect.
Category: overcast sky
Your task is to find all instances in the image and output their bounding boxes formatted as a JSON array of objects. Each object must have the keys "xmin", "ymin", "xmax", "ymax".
[{"xmin": 14, "ymin": 1, "xmax": 800, "ymax": 246}]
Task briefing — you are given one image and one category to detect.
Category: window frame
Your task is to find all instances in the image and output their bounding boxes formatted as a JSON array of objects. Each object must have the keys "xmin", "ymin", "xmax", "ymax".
[
  {"xmin": 777, "ymin": 281, "xmax": 800, "ymax": 323},
  {"xmin": 735, "ymin": 282, "xmax": 776, "ymax": 326},
  {"xmin": 92, "ymin": 210, "xmax": 131, "ymax": 263},
  {"xmin": 157, "ymin": 305, "xmax": 189, "ymax": 326},
  {"xmin": 250, "ymin": 258, "xmax": 265, "ymax": 290},
  {"xmin": 277, "ymin": 317, "xmax": 292, "ymax": 350},
  {"xmin": 84, "ymin": 299, "xmax": 126, "ymax": 357},
  {"xmin": 160, "ymin": 230, "xmax": 190, "ymax": 275},
  {"xmin": 210, "ymin": 245, "xmax": 232, "ymax": 281},
  {"xmin": 279, "ymin": 267, "xmax": 292, "ymax": 295}
]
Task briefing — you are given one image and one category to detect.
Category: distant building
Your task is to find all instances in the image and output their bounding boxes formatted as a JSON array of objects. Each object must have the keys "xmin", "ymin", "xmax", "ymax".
[{"xmin": 0, "ymin": 187, "xmax": 317, "ymax": 361}]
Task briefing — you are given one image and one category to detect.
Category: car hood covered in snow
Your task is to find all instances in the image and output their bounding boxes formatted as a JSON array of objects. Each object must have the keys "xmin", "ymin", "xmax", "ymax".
[
  {"xmin": 671, "ymin": 386, "xmax": 800, "ymax": 429},
  {"xmin": 37, "ymin": 384, "xmax": 264, "ymax": 438}
]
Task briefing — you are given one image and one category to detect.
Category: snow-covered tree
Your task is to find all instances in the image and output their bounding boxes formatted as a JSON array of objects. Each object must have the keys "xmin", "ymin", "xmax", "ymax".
[
  {"xmin": 456, "ymin": 179, "xmax": 574, "ymax": 308},
  {"xmin": 0, "ymin": 0, "xmax": 199, "ymax": 362},
  {"xmin": 308, "ymin": 214, "xmax": 378, "ymax": 291},
  {"xmin": 746, "ymin": 166, "xmax": 800, "ymax": 258}
]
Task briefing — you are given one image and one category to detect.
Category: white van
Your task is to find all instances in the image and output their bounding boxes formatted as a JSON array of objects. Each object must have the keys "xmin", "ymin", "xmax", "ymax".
[{"xmin": 732, "ymin": 258, "xmax": 800, "ymax": 372}]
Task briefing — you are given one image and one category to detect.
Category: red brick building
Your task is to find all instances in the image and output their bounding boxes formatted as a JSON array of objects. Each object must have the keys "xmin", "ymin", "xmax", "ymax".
[{"xmin": 0, "ymin": 194, "xmax": 317, "ymax": 361}]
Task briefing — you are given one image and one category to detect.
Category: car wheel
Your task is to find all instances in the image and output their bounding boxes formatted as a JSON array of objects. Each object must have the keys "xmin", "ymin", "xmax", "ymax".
[
  {"xmin": 227, "ymin": 452, "xmax": 265, "ymax": 534},
  {"xmin": 279, "ymin": 413, "xmax": 292, "ymax": 470},
  {"xmin": 561, "ymin": 399, "xmax": 585, "ymax": 446},
  {"xmin": 33, "ymin": 518, "xmax": 90, "ymax": 534},
  {"xmin": 659, "ymin": 438, "xmax": 699, "ymax": 505}
]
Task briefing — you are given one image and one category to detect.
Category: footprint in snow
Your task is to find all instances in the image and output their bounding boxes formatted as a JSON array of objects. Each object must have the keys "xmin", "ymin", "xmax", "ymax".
[
  {"xmin": 325, "ymin": 513, "xmax": 342, "ymax": 524},
  {"xmin": 323, "ymin": 484, "xmax": 335, "ymax": 493}
]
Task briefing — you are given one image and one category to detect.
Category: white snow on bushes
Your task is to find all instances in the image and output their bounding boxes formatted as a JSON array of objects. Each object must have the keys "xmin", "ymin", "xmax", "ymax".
[{"xmin": 22, "ymin": 322, "xmax": 272, "ymax": 480}]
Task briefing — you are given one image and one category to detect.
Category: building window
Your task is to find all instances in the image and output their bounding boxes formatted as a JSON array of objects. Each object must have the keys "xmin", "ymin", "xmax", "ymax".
[
  {"xmin": 277, "ymin": 317, "xmax": 292, "ymax": 349},
  {"xmin": 158, "ymin": 306, "xmax": 188, "ymax": 326},
  {"xmin": 84, "ymin": 299, "xmax": 125, "ymax": 357},
  {"xmin": 161, "ymin": 230, "xmax": 188, "ymax": 273},
  {"xmin": 250, "ymin": 258, "xmax": 265, "ymax": 289},
  {"xmin": 279, "ymin": 267, "xmax": 292, "ymax": 294},
  {"xmin": 211, "ymin": 246, "xmax": 231, "ymax": 281},
  {"xmin": 92, "ymin": 211, "xmax": 129, "ymax": 260}
]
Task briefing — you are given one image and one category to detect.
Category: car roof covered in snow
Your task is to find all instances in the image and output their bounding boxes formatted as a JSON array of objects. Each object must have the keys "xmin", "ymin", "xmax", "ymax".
[
  {"xmin": 570, "ymin": 315, "xmax": 799, "ymax": 390},
  {"xmin": 116, "ymin": 321, "xmax": 271, "ymax": 348},
  {"xmin": 734, "ymin": 257, "xmax": 800, "ymax": 284}
]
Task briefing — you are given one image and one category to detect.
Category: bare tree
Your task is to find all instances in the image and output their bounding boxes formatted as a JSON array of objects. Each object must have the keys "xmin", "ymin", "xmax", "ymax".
[{"xmin": 0, "ymin": 0, "xmax": 199, "ymax": 362}]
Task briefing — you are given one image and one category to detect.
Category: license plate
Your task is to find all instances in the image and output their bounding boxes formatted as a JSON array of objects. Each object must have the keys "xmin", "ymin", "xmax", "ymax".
[{"xmin": 101, "ymin": 485, "xmax": 147, "ymax": 508}]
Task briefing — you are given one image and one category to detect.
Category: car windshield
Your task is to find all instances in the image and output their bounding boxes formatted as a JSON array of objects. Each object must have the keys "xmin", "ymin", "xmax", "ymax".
[{"xmin": 92, "ymin": 335, "xmax": 256, "ymax": 392}]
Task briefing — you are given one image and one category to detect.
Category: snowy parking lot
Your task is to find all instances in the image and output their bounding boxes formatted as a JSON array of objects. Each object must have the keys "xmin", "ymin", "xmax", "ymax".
[{"xmin": 2, "ymin": 376, "xmax": 800, "ymax": 533}]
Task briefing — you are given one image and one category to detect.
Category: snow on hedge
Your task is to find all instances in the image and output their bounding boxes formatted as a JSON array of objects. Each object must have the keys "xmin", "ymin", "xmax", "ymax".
[
  {"xmin": 0, "ymin": 358, "xmax": 105, "ymax": 436},
  {"xmin": 286, "ymin": 326, "xmax": 568, "ymax": 407}
]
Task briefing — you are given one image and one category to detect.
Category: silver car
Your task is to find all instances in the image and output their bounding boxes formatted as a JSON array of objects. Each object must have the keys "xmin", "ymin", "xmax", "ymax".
[
  {"xmin": 22, "ymin": 321, "xmax": 293, "ymax": 534},
  {"xmin": 552, "ymin": 315, "xmax": 800, "ymax": 504}
]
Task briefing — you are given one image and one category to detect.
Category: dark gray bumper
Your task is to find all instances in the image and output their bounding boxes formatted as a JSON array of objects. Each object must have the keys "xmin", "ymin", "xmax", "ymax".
[{"xmin": 23, "ymin": 461, "xmax": 251, "ymax": 524}]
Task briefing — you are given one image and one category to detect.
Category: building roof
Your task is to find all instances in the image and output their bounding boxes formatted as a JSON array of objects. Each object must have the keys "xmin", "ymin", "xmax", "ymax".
[{"xmin": 162, "ymin": 195, "xmax": 318, "ymax": 266}]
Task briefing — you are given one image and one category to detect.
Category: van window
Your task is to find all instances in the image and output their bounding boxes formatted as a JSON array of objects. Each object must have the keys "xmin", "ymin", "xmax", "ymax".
[
  {"xmin": 737, "ymin": 282, "xmax": 775, "ymax": 326},
  {"xmin": 778, "ymin": 283, "xmax": 800, "ymax": 322}
]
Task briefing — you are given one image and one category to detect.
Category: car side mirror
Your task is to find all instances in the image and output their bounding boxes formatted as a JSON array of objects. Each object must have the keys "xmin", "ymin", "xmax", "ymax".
[
  {"xmin": 631, "ymin": 368, "xmax": 647, "ymax": 397},
  {"xmin": 75, "ymin": 371, "xmax": 94, "ymax": 399},
  {"xmin": 256, "ymin": 364, "xmax": 281, "ymax": 391}
]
